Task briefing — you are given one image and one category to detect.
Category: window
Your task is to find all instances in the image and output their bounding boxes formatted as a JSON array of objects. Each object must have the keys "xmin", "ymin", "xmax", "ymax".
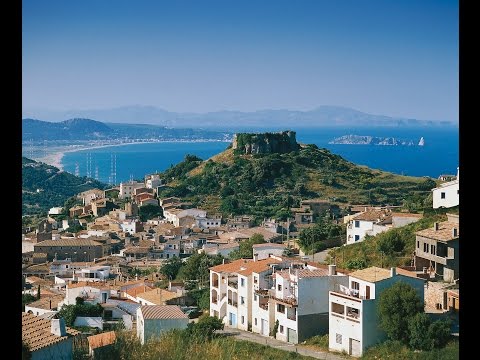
[
  {"xmin": 431, "ymin": 245, "xmax": 436, "ymax": 255},
  {"xmin": 351, "ymin": 281, "xmax": 360, "ymax": 291},
  {"xmin": 441, "ymin": 192, "xmax": 446, "ymax": 199},
  {"xmin": 241, "ymin": 296, "xmax": 245, "ymax": 305},
  {"xmin": 254, "ymin": 276, "xmax": 258, "ymax": 284},
  {"xmin": 354, "ymin": 235, "xmax": 360, "ymax": 241},
  {"xmin": 254, "ymin": 295, "xmax": 258, "ymax": 302},
  {"xmin": 279, "ymin": 325, "xmax": 284, "ymax": 333},
  {"xmin": 254, "ymin": 318, "xmax": 257, "ymax": 326},
  {"xmin": 240, "ymin": 278, "xmax": 245, "ymax": 287},
  {"xmin": 354, "ymin": 220, "xmax": 360, "ymax": 228},
  {"xmin": 277, "ymin": 304, "xmax": 285, "ymax": 313},
  {"xmin": 278, "ymin": 284, "xmax": 282, "ymax": 291},
  {"xmin": 424, "ymin": 243, "xmax": 429, "ymax": 253},
  {"xmin": 336, "ymin": 334, "xmax": 342, "ymax": 344},
  {"xmin": 241, "ymin": 316, "xmax": 245, "ymax": 324},
  {"xmin": 417, "ymin": 241, "xmax": 419, "ymax": 249},
  {"xmin": 457, "ymin": 190, "xmax": 459, "ymax": 195}
]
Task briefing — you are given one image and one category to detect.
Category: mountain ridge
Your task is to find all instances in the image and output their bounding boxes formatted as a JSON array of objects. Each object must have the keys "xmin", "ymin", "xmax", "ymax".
[{"xmin": 22, "ymin": 105, "xmax": 456, "ymax": 128}]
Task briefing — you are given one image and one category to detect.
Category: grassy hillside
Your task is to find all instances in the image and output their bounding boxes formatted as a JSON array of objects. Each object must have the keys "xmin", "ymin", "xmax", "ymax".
[
  {"xmin": 157, "ymin": 143, "xmax": 436, "ymax": 220},
  {"xmin": 22, "ymin": 157, "xmax": 107, "ymax": 215}
]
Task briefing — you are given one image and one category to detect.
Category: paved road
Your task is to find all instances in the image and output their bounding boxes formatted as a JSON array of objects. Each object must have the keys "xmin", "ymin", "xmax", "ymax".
[{"xmin": 218, "ymin": 328, "xmax": 347, "ymax": 360}]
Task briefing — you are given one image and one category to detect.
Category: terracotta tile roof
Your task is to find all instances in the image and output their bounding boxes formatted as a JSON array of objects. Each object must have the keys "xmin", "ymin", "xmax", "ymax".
[
  {"xmin": 32, "ymin": 253, "xmax": 47, "ymax": 258},
  {"xmin": 139, "ymin": 305, "xmax": 189, "ymax": 320},
  {"xmin": 353, "ymin": 210, "xmax": 391, "ymax": 222},
  {"xmin": 35, "ymin": 239, "xmax": 103, "ymax": 247},
  {"xmin": 124, "ymin": 247, "xmax": 150, "ymax": 254},
  {"xmin": 26, "ymin": 295, "xmax": 65, "ymax": 311},
  {"xmin": 22, "ymin": 312, "xmax": 79, "ymax": 352},
  {"xmin": 416, "ymin": 221, "xmax": 459, "ymax": 242},
  {"xmin": 136, "ymin": 288, "xmax": 180, "ymax": 305},
  {"xmin": 218, "ymin": 243, "xmax": 240, "ymax": 250},
  {"xmin": 87, "ymin": 331, "xmax": 116, "ymax": 349},
  {"xmin": 391, "ymin": 212, "xmax": 423, "ymax": 218},
  {"xmin": 67, "ymin": 281, "xmax": 111, "ymax": 290},
  {"xmin": 349, "ymin": 266, "xmax": 392, "ymax": 283},
  {"xmin": 209, "ymin": 258, "xmax": 282, "ymax": 276},
  {"xmin": 126, "ymin": 285, "xmax": 154, "ymax": 297}
]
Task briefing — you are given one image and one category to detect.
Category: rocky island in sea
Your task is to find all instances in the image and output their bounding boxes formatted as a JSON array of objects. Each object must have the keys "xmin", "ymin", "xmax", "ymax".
[{"xmin": 329, "ymin": 134, "xmax": 424, "ymax": 146}]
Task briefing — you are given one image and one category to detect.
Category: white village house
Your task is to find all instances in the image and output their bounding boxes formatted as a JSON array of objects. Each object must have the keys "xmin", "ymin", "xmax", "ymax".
[
  {"xmin": 432, "ymin": 167, "xmax": 459, "ymax": 209},
  {"xmin": 136, "ymin": 305, "xmax": 189, "ymax": 345},
  {"xmin": 328, "ymin": 266, "xmax": 425, "ymax": 357}
]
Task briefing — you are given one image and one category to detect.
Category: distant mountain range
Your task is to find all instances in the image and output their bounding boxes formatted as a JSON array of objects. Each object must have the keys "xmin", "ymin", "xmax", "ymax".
[
  {"xmin": 22, "ymin": 118, "xmax": 232, "ymax": 141},
  {"xmin": 22, "ymin": 105, "xmax": 456, "ymax": 129}
]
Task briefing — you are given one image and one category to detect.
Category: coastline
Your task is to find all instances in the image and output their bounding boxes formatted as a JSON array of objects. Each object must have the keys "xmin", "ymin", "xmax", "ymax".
[{"xmin": 34, "ymin": 139, "xmax": 230, "ymax": 171}]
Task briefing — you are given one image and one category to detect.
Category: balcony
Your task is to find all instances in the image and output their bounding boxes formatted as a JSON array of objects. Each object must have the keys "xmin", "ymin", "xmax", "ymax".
[
  {"xmin": 332, "ymin": 284, "xmax": 369, "ymax": 300},
  {"xmin": 227, "ymin": 299, "xmax": 238, "ymax": 307},
  {"xmin": 271, "ymin": 295, "xmax": 297, "ymax": 307},
  {"xmin": 259, "ymin": 303, "xmax": 269, "ymax": 311},
  {"xmin": 212, "ymin": 280, "xmax": 219, "ymax": 288},
  {"xmin": 228, "ymin": 281, "xmax": 238, "ymax": 289},
  {"xmin": 254, "ymin": 289, "xmax": 270, "ymax": 297}
]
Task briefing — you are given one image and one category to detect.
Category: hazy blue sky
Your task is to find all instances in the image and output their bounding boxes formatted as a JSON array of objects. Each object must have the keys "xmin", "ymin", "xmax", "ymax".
[{"xmin": 22, "ymin": 0, "xmax": 458, "ymax": 121}]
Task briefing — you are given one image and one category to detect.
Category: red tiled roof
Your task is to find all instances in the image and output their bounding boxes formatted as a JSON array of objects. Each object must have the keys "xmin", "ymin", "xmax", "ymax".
[{"xmin": 139, "ymin": 305, "xmax": 188, "ymax": 320}]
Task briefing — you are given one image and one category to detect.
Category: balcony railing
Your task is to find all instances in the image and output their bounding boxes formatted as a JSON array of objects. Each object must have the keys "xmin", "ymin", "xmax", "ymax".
[
  {"xmin": 259, "ymin": 303, "xmax": 269, "ymax": 311},
  {"xmin": 332, "ymin": 284, "xmax": 369, "ymax": 300},
  {"xmin": 287, "ymin": 314, "xmax": 296, "ymax": 321},
  {"xmin": 228, "ymin": 282, "xmax": 238, "ymax": 289}
]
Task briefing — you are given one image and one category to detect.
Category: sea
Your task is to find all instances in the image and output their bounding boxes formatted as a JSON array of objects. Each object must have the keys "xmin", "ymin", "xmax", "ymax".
[{"xmin": 61, "ymin": 127, "xmax": 459, "ymax": 184}]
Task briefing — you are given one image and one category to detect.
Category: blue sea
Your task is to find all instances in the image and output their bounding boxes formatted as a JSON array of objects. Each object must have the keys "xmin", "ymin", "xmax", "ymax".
[{"xmin": 61, "ymin": 127, "xmax": 459, "ymax": 184}]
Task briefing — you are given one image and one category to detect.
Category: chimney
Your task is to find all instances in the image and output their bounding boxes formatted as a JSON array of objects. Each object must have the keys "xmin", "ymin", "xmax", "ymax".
[
  {"xmin": 253, "ymin": 253, "xmax": 258, "ymax": 262},
  {"xmin": 222, "ymin": 258, "xmax": 225, "ymax": 265},
  {"xmin": 328, "ymin": 264, "xmax": 337, "ymax": 276},
  {"xmin": 51, "ymin": 318, "xmax": 67, "ymax": 337},
  {"xmin": 433, "ymin": 222, "xmax": 439, "ymax": 231},
  {"xmin": 390, "ymin": 267, "xmax": 396, "ymax": 277},
  {"xmin": 452, "ymin": 228, "xmax": 458, "ymax": 238}
]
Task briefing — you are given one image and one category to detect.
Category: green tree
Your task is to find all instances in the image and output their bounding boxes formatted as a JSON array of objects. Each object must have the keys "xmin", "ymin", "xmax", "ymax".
[
  {"xmin": 188, "ymin": 288, "xmax": 210, "ymax": 310},
  {"xmin": 186, "ymin": 315, "xmax": 224, "ymax": 340},
  {"xmin": 377, "ymin": 230, "xmax": 406, "ymax": 255},
  {"xmin": 427, "ymin": 319, "xmax": 451, "ymax": 349},
  {"xmin": 378, "ymin": 282, "xmax": 424, "ymax": 343},
  {"xmin": 408, "ymin": 313, "xmax": 431, "ymax": 350},
  {"xmin": 298, "ymin": 220, "xmax": 342, "ymax": 254},
  {"xmin": 22, "ymin": 294, "xmax": 36, "ymax": 311},
  {"xmin": 57, "ymin": 303, "xmax": 103, "ymax": 327},
  {"xmin": 229, "ymin": 234, "xmax": 265, "ymax": 260},
  {"xmin": 159, "ymin": 256, "xmax": 183, "ymax": 281},
  {"xmin": 139, "ymin": 204, "xmax": 162, "ymax": 222},
  {"xmin": 36, "ymin": 285, "xmax": 41, "ymax": 300}
]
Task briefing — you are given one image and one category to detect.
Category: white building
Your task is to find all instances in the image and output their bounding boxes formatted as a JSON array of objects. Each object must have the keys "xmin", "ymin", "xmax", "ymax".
[
  {"xmin": 270, "ymin": 264, "xmax": 348, "ymax": 344},
  {"xmin": 252, "ymin": 243, "xmax": 286, "ymax": 260},
  {"xmin": 432, "ymin": 168, "xmax": 459, "ymax": 209},
  {"xmin": 48, "ymin": 207, "xmax": 63, "ymax": 216},
  {"xmin": 346, "ymin": 210, "xmax": 422, "ymax": 245},
  {"xmin": 202, "ymin": 242, "xmax": 240, "ymax": 257},
  {"xmin": 61, "ymin": 282, "xmax": 112, "ymax": 306},
  {"xmin": 145, "ymin": 174, "xmax": 164, "ymax": 190},
  {"xmin": 76, "ymin": 265, "xmax": 111, "ymax": 282},
  {"xmin": 209, "ymin": 257, "xmax": 284, "ymax": 331},
  {"xmin": 195, "ymin": 214, "xmax": 222, "ymax": 229},
  {"xmin": 121, "ymin": 219, "xmax": 142, "ymax": 234},
  {"xmin": 164, "ymin": 208, "xmax": 207, "ymax": 227},
  {"xmin": 136, "ymin": 305, "xmax": 189, "ymax": 345},
  {"xmin": 119, "ymin": 181, "xmax": 145, "ymax": 199},
  {"xmin": 328, "ymin": 267, "xmax": 425, "ymax": 357}
]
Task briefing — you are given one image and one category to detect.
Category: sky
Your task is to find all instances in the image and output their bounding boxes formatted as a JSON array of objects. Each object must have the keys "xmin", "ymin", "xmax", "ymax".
[{"xmin": 22, "ymin": 0, "xmax": 459, "ymax": 122}]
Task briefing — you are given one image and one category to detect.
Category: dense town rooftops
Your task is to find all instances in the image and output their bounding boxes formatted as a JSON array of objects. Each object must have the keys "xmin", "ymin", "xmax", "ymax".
[{"xmin": 137, "ymin": 288, "xmax": 180, "ymax": 305}]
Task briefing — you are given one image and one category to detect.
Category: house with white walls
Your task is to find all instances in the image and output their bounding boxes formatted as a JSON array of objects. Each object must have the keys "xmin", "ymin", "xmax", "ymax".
[
  {"xmin": 328, "ymin": 266, "xmax": 425, "ymax": 357},
  {"xmin": 136, "ymin": 305, "xmax": 189, "ymax": 345},
  {"xmin": 209, "ymin": 257, "xmax": 284, "ymax": 331},
  {"xmin": 269, "ymin": 264, "xmax": 348, "ymax": 344},
  {"xmin": 346, "ymin": 210, "xmax": 422, "ymax": 245},
  {"xmin": 432, "ymin": 168, "xmax": 459, "ymax": 209},
  {"xmin": 61, "ymin": 281, "xmax": 113, "ymax": 306},
  {"xmin": 346, "ymin": 209, "xmax": 392, "ymax": 245},
  {"xmin": 163, "ymin": 208, "xmax": 207, "ymax": 227},
  {"xmin": 252, "ymin": 243, "xmax": 286, "ymax": 260}
]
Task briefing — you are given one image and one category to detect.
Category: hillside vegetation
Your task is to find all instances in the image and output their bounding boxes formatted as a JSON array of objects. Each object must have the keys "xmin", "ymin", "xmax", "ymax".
[
  {"xmin": 325, "ymin": 207, "xmax": 458, "ymax": 270},
  {"xmin": 22, "ymin": 157, "xmax": 106, "ymax": 215},
  {"xmin": 157, "ymin": 142, "xmax": 436, "ymax": 220}
]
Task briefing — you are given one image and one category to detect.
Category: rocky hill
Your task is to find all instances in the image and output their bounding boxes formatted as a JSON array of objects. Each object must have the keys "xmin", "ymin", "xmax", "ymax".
[
  {"xmin": 157, "ymin": 131, "xmax": 436, "ymax": 219},
  {"xmin": 232, "ymin": 131, "xmax": 300, "ymax": 155}
]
